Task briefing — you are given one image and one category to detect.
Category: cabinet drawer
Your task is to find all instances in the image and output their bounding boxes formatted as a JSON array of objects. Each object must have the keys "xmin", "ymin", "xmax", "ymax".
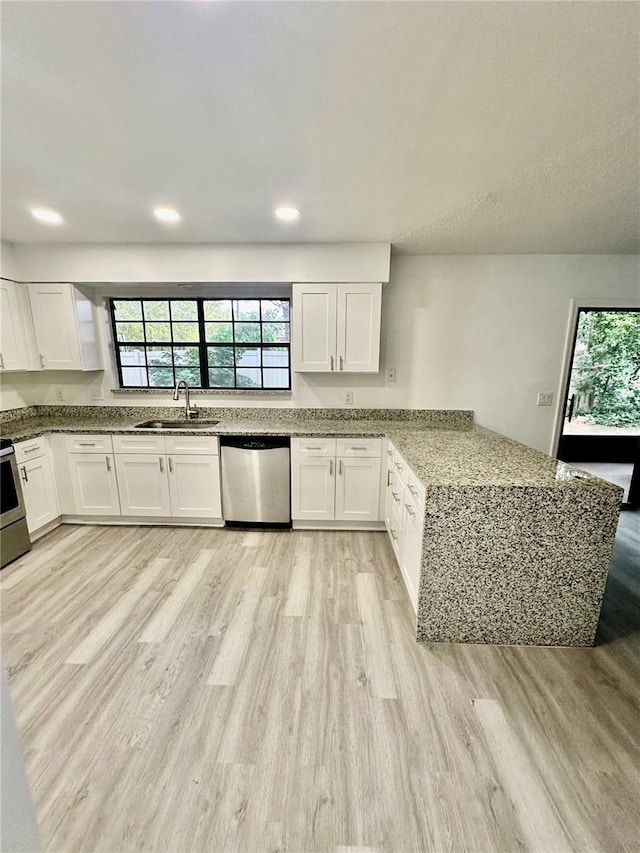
[
  {"xmin": 113, "ymin": 434, "xmax": 166, "ymax": 455},
  {"xmin": 291, "ymin": 437, "xmax": 336, "ymax": 457},
  {"xmin": 165, "ymin": 435, "xmax": 219, "ymax": 456},
  {"xmin": 392, "ymin": 454, "xmax": 408, "ymax": 488},
  {"xmin": 336, "ymin": 437, "xmax": 381, "ymax": 458},
  {"xmin": 388, "ymin": 498, "xmax": 404, "ymax": 560},
  {"xmin": 15, "ymin": 436, "xmax": 48, "ymax": 463},
  {"xmin": 65, "ymin": 434, "xmax": 114, "ymax": 454},
  {"xmin": 388, "ymin": 479, "xmax": 405, "ymax": 514},
  {"xmin": 404, "ymin": 470, "xmax": 425, "ymax": 506}
]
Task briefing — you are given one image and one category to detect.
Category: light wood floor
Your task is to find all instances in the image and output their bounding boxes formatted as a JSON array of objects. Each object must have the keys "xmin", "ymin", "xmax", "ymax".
[{"xmin": 2, "ymin": 514, "xmax": 639, "ymax": 853}]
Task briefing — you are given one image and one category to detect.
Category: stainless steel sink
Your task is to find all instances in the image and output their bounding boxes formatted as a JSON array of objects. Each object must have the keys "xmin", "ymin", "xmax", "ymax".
[{"xmin": 134, "ymin": 420, "xmax": 219, "ymax": 430}]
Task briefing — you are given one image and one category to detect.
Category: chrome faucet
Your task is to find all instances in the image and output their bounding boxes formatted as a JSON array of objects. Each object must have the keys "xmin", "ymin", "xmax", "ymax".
[{"xmin": 173, "ymin": 380, "xmax": 199, "ymax": 420}]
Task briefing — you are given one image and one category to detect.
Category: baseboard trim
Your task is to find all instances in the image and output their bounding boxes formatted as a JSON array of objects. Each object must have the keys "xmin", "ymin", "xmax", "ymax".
[
  {"xmin": 292, "ymin": 520, "xmax": 386, "ymax": 531},
  {"xmin": 60, "ymin": 515, "xmax": 225, "ymax": 528},
  {"xmin": 29, "ymin": 517, "xmax": 62, "ymax": 541}
]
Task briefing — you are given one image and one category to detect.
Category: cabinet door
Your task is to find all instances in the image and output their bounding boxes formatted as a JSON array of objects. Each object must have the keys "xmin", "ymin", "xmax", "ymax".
[
  {"xmin": 335, "ymin": 456, "xmax": 381, "ymax": 522},
  {"xmin": 291, "ymin": 457, "xmax": 335, "ymax": 521},
  {"xmin": 28, "ymin": 284, "xmax": 82, "ymax": 370},
  {"xmin": 68, "ymin": 453, "xmax": 121, "ymax": 516},
  {"xmin": 336, "ymin": 283, "xmax": 382, "ymax": 373},
  {"xmin": 21, "ymin": 455, "xmax": 60, "ymax": 533},
  {"xmin": 0, "ymin": 280, "xmax": 29, "ymax": 371},
  {"xmin": 401, "ymin": 499, "xmax": 424, "ymax": 614},
  {"xmin": 292, "ymin": 284, "xmax": 337, "ymax": 372},
  {"xmin": 114, "ymin": 454, "xmax": 171, "ymax": 516},
  {"xmin": 167, "ymin": 454, "xmax": 222, "ymax": 519}
]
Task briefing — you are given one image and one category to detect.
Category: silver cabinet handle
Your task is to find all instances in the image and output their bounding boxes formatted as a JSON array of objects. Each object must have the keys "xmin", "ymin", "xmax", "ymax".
[
  {"xmin": 330, "ymin": 355, "xmax": 334, "ymax": 371},
  {"xmin": 405, "ymin": 503, "xmax": 415, "ymax": 517},
  {"xmin": 159, "ymin": 456, "xmax": 164, "ymax": 472},
  {"xmin": 305, "ymin": 446, "xmax": 322, "ymax": 451},
  {"xmin": 39, "ymin": 354, "xmax": 45, "ymax": 368},
  {"xmin": 407, "ymin": 484, "xmax": 418, "ymax": 498},
  {"xmin": 394, "ymin": 462, "xmax": 403, "ymax": 472},
  {"xmin": 339, "ymin": 355, "xmax": 344, "ymax": 371},
  {"xmin": 168, "ymin": 457, "xmax": 174, "ymax": 473},
  {"xmin": 339, "ymin": 459, "xmax": 343, "ymax": 475},
  {"xmin": 390, "ymin": 528, "xmax": 398, "ymax": 542},
  {"xmin": 387, "ymin": 449, "xmax": 393, "ymax": 456},
  {"xmin": 329, "ymin": 459, "xmax": 333, "ymax": 476},
  {"xmin": 20, "ymin": 465, "xmax": 28, "ymax": 483},
  {"xmin": 106, "ymin": 456, "xmax": 111, "ymax": 471},
  {"xmin": 392, "ymin": 491, "xmax": 400, "ymax": 503},
  {"xmin": 350, "ymin": 446, "xmax": 367, "ymax": 451},
  {"xmin": 22, "ymin": 446, "xmax": 40, "ymax": 454},
  {"xmin": 0, "ymin": 353, "xmax": 4, "ymax": 369},
  {"xmin": 78, "ymin": 442, "xmax": 96, "ymax": 447},
  {"xmin": 387, "ymin": 470, "xmax": 392, "ymax": 486}
]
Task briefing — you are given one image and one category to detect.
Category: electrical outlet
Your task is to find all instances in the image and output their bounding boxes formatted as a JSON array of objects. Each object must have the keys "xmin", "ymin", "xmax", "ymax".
[
  {"xmin": 54, "ymin": 387, "xmax": 65, "ymax": 402},
  {"xmin": 387, "ymin": 368, "xmax": 397, "ymax": 383},
  {"xmin": 344, "ymin": 391, "xmax": 354, "ymax": 405},
  {"xmin": 91, "ymin": 388, "xmax": 104, "ymax": 401},
  {"xmin": 536, "ymin": 391, "xmax": 554, "ymax": 407}
]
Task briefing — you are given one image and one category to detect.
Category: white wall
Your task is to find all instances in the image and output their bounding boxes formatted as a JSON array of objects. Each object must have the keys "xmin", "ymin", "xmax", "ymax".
[
  {"xmin": 3, "ymin": 245, "xmax": 639, "ymax": 454},
  {"xmin": 12, "ymin": 243, "xmax": 391, "ymax": 284},
  {"xmin": 384, "ymin": 254, "xmax": 640, "ymax": 451}
]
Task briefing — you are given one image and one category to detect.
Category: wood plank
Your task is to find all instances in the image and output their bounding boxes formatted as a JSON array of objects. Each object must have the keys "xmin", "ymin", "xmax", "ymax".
[
  {"xmin": 206, "ymin": 566, "xmax": 269, "ymax": 686},
  {"xmin": 355, "ymin": 572, "xmax": 397, "ymax": 699},
  {"xmin": 138, "ymin": 549, "xmax": 213, "ymax": 644},
  {"xmin": 64, "ymin": 557, "xmax": 170, "ymax": 665}
]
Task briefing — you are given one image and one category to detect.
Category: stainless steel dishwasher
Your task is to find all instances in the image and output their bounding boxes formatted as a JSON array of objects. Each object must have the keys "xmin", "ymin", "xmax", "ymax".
[{"xmin": 220, "ymin": 436, "xmax": 291, "ymax": 527}]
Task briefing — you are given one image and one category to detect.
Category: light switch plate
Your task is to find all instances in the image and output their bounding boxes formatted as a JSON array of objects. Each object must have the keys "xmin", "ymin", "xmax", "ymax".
[
  {"xmin": 54, "ymin": 387, "xmax": 65, "ymax": 402},
  {"xmin": 344, "ymin": 391, "xmax": 354, "ymax": 405},
  {"xmin": 387, "ymin": 368, "xmax": 397, "ymax": 383},
  {"xmin": 537, "ymin": 391, "xmax": 553, "ymax": 407},
  {"xmin": 91, "ymin": 388, "xmax": 104, "ymax": 401}
]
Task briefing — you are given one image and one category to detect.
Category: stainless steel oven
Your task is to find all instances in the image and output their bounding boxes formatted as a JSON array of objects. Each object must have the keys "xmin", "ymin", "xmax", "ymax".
[{"xmin": 1, "ymin": 439, "xmax": 31, "ymax": 568}]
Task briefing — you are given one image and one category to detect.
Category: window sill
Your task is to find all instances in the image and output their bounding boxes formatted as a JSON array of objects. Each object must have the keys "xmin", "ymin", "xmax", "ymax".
[{"xmin": 110, "ymin": 388, "xmax": 292, "ymax": 397}]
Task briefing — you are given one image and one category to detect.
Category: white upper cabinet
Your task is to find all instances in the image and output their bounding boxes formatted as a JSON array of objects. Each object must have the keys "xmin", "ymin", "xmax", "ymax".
[
  {"xmin": 0, "ymin": 280, "xmax": 37, "ymax": 371},
  {"xmin": 336, "ymin": 284, "xmax": 382, "ymax": 373},
  {"xmin": 292, "ymin": 283, "xmax": 381, "ymax": 373},
  {"xmin": 28, "ymin": 283, "xmax": 103, "ymax": 371}
]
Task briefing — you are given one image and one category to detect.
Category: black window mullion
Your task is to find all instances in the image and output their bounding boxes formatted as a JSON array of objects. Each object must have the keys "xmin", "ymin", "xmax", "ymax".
[{"xmin": 196, "ymin": 300, "xmax": 209, "ymax": 388}]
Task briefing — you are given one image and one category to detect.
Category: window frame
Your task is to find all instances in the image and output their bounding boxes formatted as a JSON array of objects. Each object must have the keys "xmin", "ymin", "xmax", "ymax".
[{"xmin": 108, "ymin": 296, "xmax": 291, "ymax": 391}]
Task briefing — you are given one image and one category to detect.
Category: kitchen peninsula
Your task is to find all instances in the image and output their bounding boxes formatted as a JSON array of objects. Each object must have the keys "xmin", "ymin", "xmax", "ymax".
[{"xmin": 1, "ymin": 405, "xmax": 622, "ymax": 648}]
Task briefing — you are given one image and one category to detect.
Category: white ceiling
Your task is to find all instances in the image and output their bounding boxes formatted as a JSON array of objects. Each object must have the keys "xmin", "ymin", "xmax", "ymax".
[{"xmin": 1, "ymin": 1, "xmax": 639, "ymax": 253}]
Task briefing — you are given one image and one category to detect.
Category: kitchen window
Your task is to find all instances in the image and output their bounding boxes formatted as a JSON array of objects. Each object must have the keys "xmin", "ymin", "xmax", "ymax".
[{"xmin": 109, "ymin": 298, "xmax": 291, "ymax": 390}]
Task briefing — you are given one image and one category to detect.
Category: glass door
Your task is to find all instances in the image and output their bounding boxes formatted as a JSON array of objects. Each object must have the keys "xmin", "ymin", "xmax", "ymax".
[{"xmin": 558, "ymin": 309, "xmax": 640, "ymax": 507}]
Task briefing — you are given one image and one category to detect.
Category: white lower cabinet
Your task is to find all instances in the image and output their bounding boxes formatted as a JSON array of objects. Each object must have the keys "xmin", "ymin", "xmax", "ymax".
[
  {"xmin": 291, "ymin": 437, "xmax": 382, "ymax": 525},
  {"xmin": 115, "ymin": 454, "xmax": 172, "ymax": 517},
  {"xmin": 167, "ymin": 453, "xmax": 222, "ymax": 518},
  {"xmin": 68, "ymin": 453, "xmax": 121, "ymax": 516},
  {"xmin": 15, "ymin": 439, "xmax": 60, "ymax": 534},
  {"xmin": 335, "ymin": 456, "xmax": 381, "ymax": 522},
  {"xmin": 400, "ymin": 492, "xmax": 424, "ymax": 612},
  {"xmin": 384, "ymin": 441, "xmax": 425, "ymax": 614},
  {"xmin": 291, "ymin": 457, "xmax": 336, "ymax": 521},
  {"xmin": 112, "ymin": 434, "xmax": 221, "ymax": 520}
]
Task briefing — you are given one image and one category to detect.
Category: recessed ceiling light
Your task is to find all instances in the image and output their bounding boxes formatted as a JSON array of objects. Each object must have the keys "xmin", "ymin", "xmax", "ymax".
[
  {"xmin": 153, "ymin": 207, "xmax": 182, "ymax": 223},
  {"xmin": 274, "ymin": 206, "xmax": 300, "ymax": 222},
  {"xmin": 30, "ymin": 207, "xmax": 63, "ymax": 225}
]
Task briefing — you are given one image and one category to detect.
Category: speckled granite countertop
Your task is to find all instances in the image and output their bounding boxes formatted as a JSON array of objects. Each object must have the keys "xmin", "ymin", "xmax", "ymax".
[{"xmin": 0, "ymin": 405, "xmax": 620, "ymax": 494}]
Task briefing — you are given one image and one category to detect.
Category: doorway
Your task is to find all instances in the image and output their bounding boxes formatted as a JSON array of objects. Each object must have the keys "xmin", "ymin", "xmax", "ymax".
[{"xmin": 557, "ymin": 308, "xmax": 640, "ymax": 509}]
